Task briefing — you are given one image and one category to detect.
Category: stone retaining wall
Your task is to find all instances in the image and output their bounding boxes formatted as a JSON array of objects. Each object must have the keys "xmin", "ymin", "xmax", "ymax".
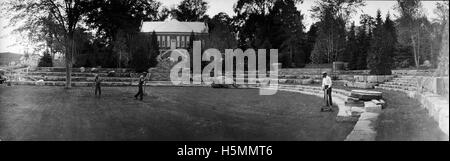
[
  {"xmin": 417, "ymin": 76, "xmax": 449, "ymax": 99},
  {"xmin": 34, "ymin": 67, "xmax": 134, "ymax": 73},
  {"xmin": 335, "ymin": 69, "xmax": 436, "ymax": 76},
  {"xmin": 280, "ymin": 68, "xmax": 333, "ymax": 75},
  {"xmin": 415, "ymin": 93, "xmax": 449, "ymax": 136}
]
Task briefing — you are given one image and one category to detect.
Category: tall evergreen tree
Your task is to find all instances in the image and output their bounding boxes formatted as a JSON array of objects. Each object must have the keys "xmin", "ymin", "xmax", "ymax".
[
  {"xmin": 149, "ymin": 31, "xmax": 159, "ymax": 68},
  {"xmin": 367, "ymin": 10, "xmax": 395, "ymax": 75},
  {"xmin": 38, "ymin": 51, "xmax": 53, "ymax": 67},
  {"xmin": 367, "ymin": 10, "xmax": 385, "ymax": 74},
  {"xmin": 346, "ymin": 22, "xmax": 358, "ymax": 69},
  {"xmin": 382, "ymin": 13, "xmax": 396, "ymax": 72},
  {"xmin": 304, "ymin": 23, "xmax": 318, "ymax": 64},
  {"xmin": 353, "ymin": 14, "xmax": 374, "ymax": 70},
  {"xmin": 272, "ymin": 0, "xmax": 306, "ymax": 68}
]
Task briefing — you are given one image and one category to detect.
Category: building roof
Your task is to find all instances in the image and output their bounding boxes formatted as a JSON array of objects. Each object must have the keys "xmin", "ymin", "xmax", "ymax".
[{"xmin": 141, "ymin": 19, "xmax": 208, "ymax": 34}]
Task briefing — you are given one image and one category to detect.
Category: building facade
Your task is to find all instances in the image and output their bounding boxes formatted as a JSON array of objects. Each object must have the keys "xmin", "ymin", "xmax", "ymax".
[{"xmin": 140, "ymin": 19, "xmax": 209, "ymax": 55}]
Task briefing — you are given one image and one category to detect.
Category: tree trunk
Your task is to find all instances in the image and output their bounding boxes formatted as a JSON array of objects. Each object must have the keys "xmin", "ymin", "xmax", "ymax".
[
  {"xmin": 65, "ymin": 34, "xmax": 73, "ymax": 89},
  {"xmin": 411, "ymin": 35, "xmax": 419, "ymax": 68}
]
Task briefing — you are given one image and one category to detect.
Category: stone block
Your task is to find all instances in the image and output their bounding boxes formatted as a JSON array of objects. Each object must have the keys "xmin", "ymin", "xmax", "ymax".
[
  {"xmin": 345, "ymin": 101, "xmax": 365, "ymax": 107},
  {"xmin": 437, "ymin": 77, "xmax": 449, "ymax": 96},
  {"xmin": 359, "ymin": 112, "xmax": 380, "ymax": 122},
  {"xmin": 371, "ymin": 99, "xmax": 381, "ymax": 105},
  {"xmin": 350, "ymin": 107, "xmax": 365, "ymax": 117},
  {"xmin": 345, "ymin": 129, "xmax": 377, "ymax": 141},
  {"xmin": 439, "ymin": 108, "xmax": 449, "ymax": 136},
  {"xmin": 350, "ymin": 90, "xmax": 383, "ymax": 101},
  {"xmin": 313, "ymin": 79, "xmax": 322, "ymax": 84},
  {"xmin": 379, "ymin": 99, "xmax": 387, "ymax": 109},
  {"xmin": 347, "ymin": 97, "xmax": 359, "ymax": 102},
  {"xmin": 301, "ymin": 79, "xmax": 313, "ymax": 85},
  {"xmin": 364, "ymin": 101, "xmax": 382, "ymax": 113}
]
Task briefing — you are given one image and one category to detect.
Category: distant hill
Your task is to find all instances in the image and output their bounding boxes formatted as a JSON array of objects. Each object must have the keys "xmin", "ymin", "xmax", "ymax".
[{"xmin": 0, "ymin": 52, "xmax": 23, "ymax": 66}]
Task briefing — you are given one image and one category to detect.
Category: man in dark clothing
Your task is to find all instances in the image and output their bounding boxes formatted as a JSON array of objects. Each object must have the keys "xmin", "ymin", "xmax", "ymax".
[
  {"xmin": 0, "ymin": 74, "xmax": 5, "ymax": 84},
  {"xmin": 134, "ymin": 74, "xmax": 145, "ymax": 100},
  {"xmin": 94, "ymin": 74, "xmax": 102, "ymax": 97}
]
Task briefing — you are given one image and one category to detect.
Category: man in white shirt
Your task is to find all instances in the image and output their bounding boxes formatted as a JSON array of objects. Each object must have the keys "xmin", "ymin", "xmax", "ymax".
[{"xmin": 322, "ymin": 72, "xmax": 333, "ymax": 107}]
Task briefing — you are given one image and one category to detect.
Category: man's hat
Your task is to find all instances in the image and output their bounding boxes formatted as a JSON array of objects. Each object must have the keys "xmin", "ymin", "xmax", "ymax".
[{"xmin": 322, "ymin": 72, "xmax": 327, "ymax": 75}]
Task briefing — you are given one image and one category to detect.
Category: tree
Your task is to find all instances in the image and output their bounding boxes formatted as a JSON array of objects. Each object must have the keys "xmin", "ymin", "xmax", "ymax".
[
  {"xmin": 233, "ymin": 0, "xmax": 305, "ymax": 68},
  {"xmin": 366, "ymin": 10, "xmax": 383, "ymax": 72},
  {"xmin": 304, "ymin": 23, "xmax": 318, "ymax": 64},
  {"xmin": 157, "ymin": 7, "xmax": 171, "ymax": 21},
  {"xmin": 366, "ymin": 11, "xmax": 397, "ymax": 75},
  {"xmin": 129, "ymin": 33, "xmax": 152, "ymax": 73},
  {"xmin": 310, "ymin": 4, "xmax": 347, "ymax": 64},
  {"xmin": 382, "ymin": 13, "xmax": 396, "ymax": 72},
  {"xmin": 310, "ymin": 0, "xmax": 365, "ymax": 22},
  {"xmin": 346, "ymin": 22, "xmax": 358, "ymax": 69},
  {"xmin": 172, "ymin": 0, "xmax": 209, "ymax": 21},
  {"xmin": 38, "ymin": 51, "xmax": 54, "ymax": 67},
  {"xmin": 396, "ymin": 0, "xmax": 430, "ymax": 68},
  {"xmin": 352, "ymin": 14, "xmax": 374, "ymax": 70},
  {"xmin": 309, "ymin": 0, "xmax": 364, "ymax": 64},
  {"xmin": 204, "ymin": 12, "xmax": 238, "ymax": 52},
  {"xmin": 272, "ymin": 0, "xmax": 306, "ymax": 68},
  {"xmin": 435, "ymin": 1, "xmax": 449, "ymax": 76},
  {"xmin": 83, "ymin": 0, "xmax": 161, "ymax": 41},
  {"xmin": 149, "ymin": 31, "xmax": 159, "ymax": 68},
  {"xmin": 112, "ymin": 30, "xmax": 128, "ymax": 68},
  {"xmin": 4, "ymin": 0, "xmax": 92, "ymax": 88}
]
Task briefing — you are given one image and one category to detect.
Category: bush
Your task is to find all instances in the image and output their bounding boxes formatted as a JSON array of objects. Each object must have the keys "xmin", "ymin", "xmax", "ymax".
[{"xmin": 38, "ymin": 52, "xmax": 53, "ymax": 67}]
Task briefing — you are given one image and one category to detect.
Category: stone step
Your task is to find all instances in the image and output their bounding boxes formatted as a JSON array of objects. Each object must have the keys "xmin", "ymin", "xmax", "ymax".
[
  {"xmin": 375, "ymin": 86, "xmax": 413, "ymax": 94},
  {"xmin": 390, "ymin": 80, "xmax": 419, "ymax": 84},
  {"xmin": 23, "ymin": 76, "xmax": 140, "ymax": 82},
  {"xmin": 378, "ymin": 84, "xmax": 417, "ymax": 91},
  {"xmin": 278, "ymin": 74, "xmax": 324, "ymax": 79},
  {"xmin": 384, "ymin": 81, "xmax": 417, "ymax": 87},
  {"xmin": 7, "ymin": 81, "xmax": 210, "ymax": 87},
  {"xmin": 25, "ymin": 72, "xmax": 136, "ymax": 77},
  {"xmin": 392, "ymin": 77, "xmax": 419, "ymax": 82},
  {"xmin": 33, "ymin": 67, "xmax": 134, "ymax": 73}
]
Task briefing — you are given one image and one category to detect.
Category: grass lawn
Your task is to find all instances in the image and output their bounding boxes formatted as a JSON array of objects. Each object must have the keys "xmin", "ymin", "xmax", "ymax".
[
  {"xmin": 0, "ymin": 86, "xmax": 354, "ymax": 141},
  {"xmin": 375, "ymin": 90, "xmax": 449, "ymax": 141}
]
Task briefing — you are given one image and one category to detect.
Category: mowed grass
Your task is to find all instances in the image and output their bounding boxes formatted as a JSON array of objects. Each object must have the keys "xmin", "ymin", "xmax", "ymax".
[
  {"xmin": 0, "ymin": 86, "xmax": 354, "ymax": 141},
  {"xmin": 375, "ymin": 90, "xmax": 449, "ymax": 141}
]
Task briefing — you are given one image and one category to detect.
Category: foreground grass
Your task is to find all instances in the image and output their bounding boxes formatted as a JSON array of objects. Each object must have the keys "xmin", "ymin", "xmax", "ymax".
[
  {"xmin": 0, "ymin": 86, "xmax": 354, "ymax": 141},
  {"xmin": 375, "ymin": 90, "xmax": 449, "ymax": 141}
]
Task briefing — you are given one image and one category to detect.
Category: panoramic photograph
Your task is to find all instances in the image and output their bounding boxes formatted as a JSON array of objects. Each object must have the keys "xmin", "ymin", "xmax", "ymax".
[{"xmin": 0, "ymin": 0, "xmax": 448, "ymax": 143}]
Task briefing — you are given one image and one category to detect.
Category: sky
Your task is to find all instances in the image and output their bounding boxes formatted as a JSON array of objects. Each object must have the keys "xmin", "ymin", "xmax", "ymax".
[{"xmin": 0, "ymin": 0, "xmax": 444, "ymax": 54}]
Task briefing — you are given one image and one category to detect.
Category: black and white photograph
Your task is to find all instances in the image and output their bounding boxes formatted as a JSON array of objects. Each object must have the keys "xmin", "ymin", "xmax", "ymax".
[{"xmin": 0, "ymin": 0, "xmax": 448, "ymax": 153}]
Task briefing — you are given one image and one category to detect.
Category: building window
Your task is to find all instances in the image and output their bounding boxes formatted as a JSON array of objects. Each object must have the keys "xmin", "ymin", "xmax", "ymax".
[
  {"xmin": 157, "ymin": 36, "xmax": 161, "ymax": 47},
  {"xmin": 167, "ymin": 36, "xmax": 170, "ymax": 47},
  {"xmin": 161, "ymin": 36, "xmax": 165, "ymax": 47},
  {"xmin": 181, "ymin": 36, "xmax": 185, "ymax": 48},
  {"xmin": 176, "ymin": 36, "xmax": 180, "ymax": 47},
  {"xmin": 186, "ymin": 36, "xmax": 190, "ymax": 47}
]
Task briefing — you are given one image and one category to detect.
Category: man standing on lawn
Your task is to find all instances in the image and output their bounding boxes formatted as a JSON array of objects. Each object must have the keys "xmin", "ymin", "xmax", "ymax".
[
  {"xmin": 94, "ymin": 74, "xmax": 102, "ymax": 97},
  {"xmin": 322, "ymin": 72, "xmax": 333, "ymax": 107},
  {"xmin": 134, "ymin": 74, "xmax": 146, "ymax": 101}
]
